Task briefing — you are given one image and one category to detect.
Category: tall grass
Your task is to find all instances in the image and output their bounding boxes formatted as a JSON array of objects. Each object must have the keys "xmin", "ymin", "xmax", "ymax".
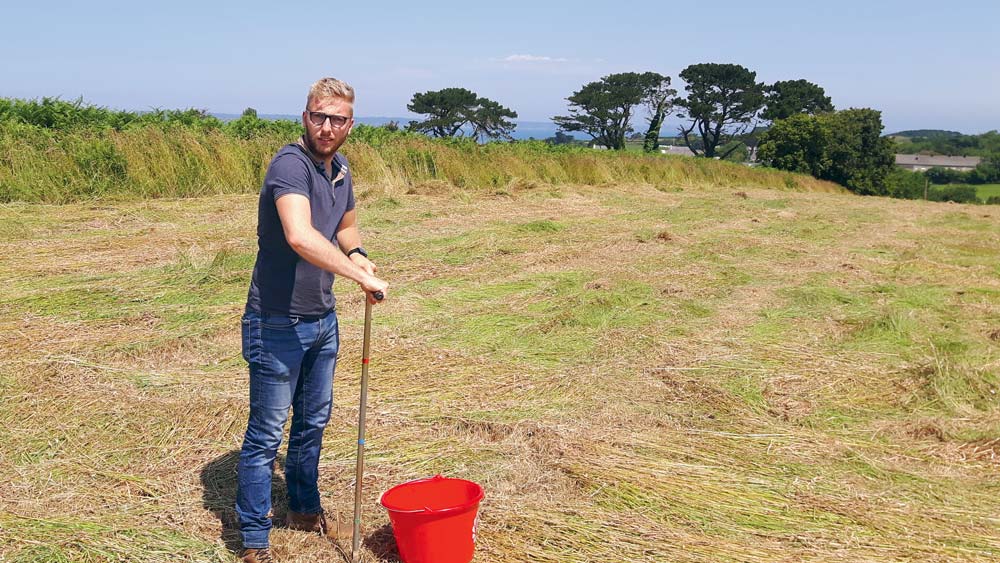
[
  {"xmin": 0, "ymin": 95, "xmax": 843, "ymax": 202},
  {"xmin": 0, "ymin": 123, "xmax": 843, "ymax": 203}
]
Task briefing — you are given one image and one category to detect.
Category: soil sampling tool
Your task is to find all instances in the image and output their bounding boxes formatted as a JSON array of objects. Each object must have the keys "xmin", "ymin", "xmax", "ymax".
[{"xmin": 351, "ymin": 290, "xmax": 383, "ymax": 563}]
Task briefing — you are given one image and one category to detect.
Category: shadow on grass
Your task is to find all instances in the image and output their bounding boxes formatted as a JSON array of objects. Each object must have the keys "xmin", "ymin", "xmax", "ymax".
[
  {"xmin": 200, "ymin": 450, "xmax": 288, "ymax": 555},
  {"xmin": 364, "ymin": 523, "xmax": 401, "ymax": 562}
]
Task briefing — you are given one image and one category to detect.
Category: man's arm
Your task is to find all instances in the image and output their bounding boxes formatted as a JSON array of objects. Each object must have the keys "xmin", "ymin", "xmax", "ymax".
[
  {"xmin": 276, "ymin": 194, "xmax": 388, "ymax": 300},
  {"xmin": 335, "ymin": 209, "xmax": 378, "ymax": 276}
]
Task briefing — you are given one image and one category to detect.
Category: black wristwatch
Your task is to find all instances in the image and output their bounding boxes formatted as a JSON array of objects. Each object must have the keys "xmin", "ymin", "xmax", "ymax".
[{"xmin": 346, "ymin": 247, "xmax": 368, "ymax": 259}]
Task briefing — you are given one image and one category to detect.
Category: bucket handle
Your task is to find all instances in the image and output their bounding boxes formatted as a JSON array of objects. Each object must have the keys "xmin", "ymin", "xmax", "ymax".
[{"xmin": 380, "ymin": 475, "xmax": 484, "ymax": 515}]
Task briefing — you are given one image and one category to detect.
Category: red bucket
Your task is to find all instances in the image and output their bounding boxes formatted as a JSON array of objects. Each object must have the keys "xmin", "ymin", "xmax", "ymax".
[{"xmin": 380, "ymin": 475, "xmax": 484, "ymax": 563}]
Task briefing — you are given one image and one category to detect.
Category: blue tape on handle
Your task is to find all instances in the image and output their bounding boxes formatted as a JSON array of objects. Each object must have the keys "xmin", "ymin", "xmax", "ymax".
[{"xmin": 358, "ymin": 438, "xmax": 366, "ymax": 445}]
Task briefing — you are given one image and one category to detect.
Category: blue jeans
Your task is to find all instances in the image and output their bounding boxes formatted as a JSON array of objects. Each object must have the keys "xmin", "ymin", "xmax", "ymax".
[{"xmin": 236, "ymin": 309, "xmax": 340, "ymax": 549}]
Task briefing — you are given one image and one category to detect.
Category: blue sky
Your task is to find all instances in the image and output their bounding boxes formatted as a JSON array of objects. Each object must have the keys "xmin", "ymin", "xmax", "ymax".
[{"xmin": 3, "ymin": 0, "xmax": 998, "ymax": 134}]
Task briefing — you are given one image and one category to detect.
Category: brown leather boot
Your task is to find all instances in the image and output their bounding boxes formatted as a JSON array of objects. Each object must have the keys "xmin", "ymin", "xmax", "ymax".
[
  {"xmin": 239, "ymin": 547, "xmax": 274, "ymax": 563},
  {"xmin": 286, "ymin": 509, "xmax": 352, "ymax": 540}
]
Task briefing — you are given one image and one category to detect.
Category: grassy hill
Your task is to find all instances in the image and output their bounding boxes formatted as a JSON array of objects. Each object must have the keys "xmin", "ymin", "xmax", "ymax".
[{"xmin": 1, "ymin": 177, "xmax": 999, "ymax": 561}]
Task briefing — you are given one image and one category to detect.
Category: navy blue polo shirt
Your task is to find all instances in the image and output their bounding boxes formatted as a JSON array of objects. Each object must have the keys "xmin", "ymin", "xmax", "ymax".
[{"xmin": 245, "ymin": 143, "xmax": 356, "ymax": 317}]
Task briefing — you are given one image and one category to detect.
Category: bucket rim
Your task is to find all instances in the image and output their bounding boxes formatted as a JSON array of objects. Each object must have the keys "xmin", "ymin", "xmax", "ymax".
[{"xmin": 379, "ymin": 474, "xmax": 484, "ymax": 515}]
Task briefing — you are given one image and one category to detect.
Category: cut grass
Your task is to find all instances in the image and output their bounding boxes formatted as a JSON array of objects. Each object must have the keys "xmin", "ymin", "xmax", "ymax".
[
  {"xmin": 414, "ymin": 272, "xmax": 662, "ymax": 366},
  {"xmin": 1, "ymin": 514, "xmax": 224, "ymax": 562},
  {"xmin": 0, "ymin": 184, "xmax": 999, "ymax": 562}
]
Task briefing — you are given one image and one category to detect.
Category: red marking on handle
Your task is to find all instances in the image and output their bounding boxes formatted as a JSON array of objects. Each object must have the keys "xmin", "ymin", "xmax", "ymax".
[{"xmin": 362, "ymin": 358, "xmax": 370, "ymax": 364}]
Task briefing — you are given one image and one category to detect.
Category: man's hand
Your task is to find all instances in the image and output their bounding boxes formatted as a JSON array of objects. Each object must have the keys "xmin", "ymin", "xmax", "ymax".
[
  {"xmin": 349, "ymin": 253, "xmax": 378, "ymax": 276},
  {"xmin": 360, "ymin": 273, "xmax": 389, "ymax": 304},
  {"xmin": 350, "ymin": 254, "xmax": 385, "ymax": 303}
]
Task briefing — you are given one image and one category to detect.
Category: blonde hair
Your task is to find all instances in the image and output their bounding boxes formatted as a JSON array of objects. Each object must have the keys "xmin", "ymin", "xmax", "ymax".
[{"xmin": 307, "ymin": 78, "xmax": 355, "ymax": 107}]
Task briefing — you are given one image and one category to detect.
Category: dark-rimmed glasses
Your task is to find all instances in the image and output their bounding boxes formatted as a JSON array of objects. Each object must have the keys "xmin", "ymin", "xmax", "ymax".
[{"xmin": 307, "ymin": 111, "xmax": 352, "ymax": 129}]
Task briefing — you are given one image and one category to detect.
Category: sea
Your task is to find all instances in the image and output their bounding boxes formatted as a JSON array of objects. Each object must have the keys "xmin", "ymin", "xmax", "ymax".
[{"xmin": 212, "ymin": 113, "xmax": 591, "ymax": 141}]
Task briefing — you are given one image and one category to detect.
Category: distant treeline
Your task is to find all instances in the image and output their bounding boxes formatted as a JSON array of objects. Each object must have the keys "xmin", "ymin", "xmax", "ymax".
[
  {"xmin": 0, "ymin": 97, "xmax": 841, "ymax": 203},
  {"xmin": 890, "ymin": 129, "xmax": 963, "ymax": 139},
  {"xmin": 892, "ymin": 130, "xmax": 1000, "ymax": 157}
]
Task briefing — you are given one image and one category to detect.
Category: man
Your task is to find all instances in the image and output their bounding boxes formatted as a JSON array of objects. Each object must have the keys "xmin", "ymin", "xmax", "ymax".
[{"xmin": 237, "ymin": 77, "xmax": 389, "ymax": 563}]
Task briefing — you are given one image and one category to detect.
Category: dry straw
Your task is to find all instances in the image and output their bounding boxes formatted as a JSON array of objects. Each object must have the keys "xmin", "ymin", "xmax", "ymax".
[{"xmin": 1, "ymin": 159, "xmax": 998, "ymax": 562}]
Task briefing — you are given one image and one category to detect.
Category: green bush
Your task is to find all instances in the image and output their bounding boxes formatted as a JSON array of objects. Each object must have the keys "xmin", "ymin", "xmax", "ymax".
[
  {"xmin": 885, "ymin": 168, "xmax": 926, "ymax": 200},
  {"xmin": 224, "ymin": 108, "xmax": 300, "ymax": 140},
  {"xmin": 757, "ymin": 109, "xmax": 894, "ymax": 196},
  {"xmin": 924, "ymin": 166, "xmax": 965, "ymax": 185},
  {"xmin": 928, "ymin": 185, "xmax": 979, "ymax": 204},
  {"xmin": 348, "ymin": 123, "xmax": 418, "ymax": 147},
  {"xmin": 0, "ymin": 97, "xmax": 225, "ymax": 132}
]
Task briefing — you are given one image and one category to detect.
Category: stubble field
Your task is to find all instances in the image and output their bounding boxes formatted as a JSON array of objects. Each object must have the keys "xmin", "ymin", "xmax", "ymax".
[{"xmin": 1, "ymin": 179, "xmax": 999, "ymax": 562}]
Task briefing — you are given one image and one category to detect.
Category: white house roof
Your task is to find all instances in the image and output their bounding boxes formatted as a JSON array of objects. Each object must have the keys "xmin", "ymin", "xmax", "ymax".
[{"xmin": 660, "ymin": 146, "xmax": 697, "ymax": 156}]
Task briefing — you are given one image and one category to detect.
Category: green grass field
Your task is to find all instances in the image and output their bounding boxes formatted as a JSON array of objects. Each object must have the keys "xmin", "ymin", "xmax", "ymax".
[
  {"xmin": 976, "ymin": 184, "xmax": 1000, "ymax": 201},
  {"xmin": 1, "ymin": 180, "xmax": 999, "ymax": 562}
]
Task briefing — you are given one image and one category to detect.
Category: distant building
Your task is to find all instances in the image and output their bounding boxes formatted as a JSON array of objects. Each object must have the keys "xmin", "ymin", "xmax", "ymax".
[
  {"xmin": 660, "ymin": 146, "xmax": 697, "ymax": 157},
  {"xmin": 895, "ymin": 154, "xmax": 981, "ymax": 172}
]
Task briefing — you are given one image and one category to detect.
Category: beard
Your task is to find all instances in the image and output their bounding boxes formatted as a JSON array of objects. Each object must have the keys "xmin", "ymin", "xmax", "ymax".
[{"xmin": 303, "ymin": 130, "xmax": 341, "ymax": 158}]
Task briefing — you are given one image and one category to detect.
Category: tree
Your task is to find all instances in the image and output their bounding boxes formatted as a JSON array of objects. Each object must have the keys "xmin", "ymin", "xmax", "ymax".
[
  {"xmin": 824, "ymin": 109, "xmax": 895, "ymax": 195},
  {"xmin": 468, "ymin": 98, "xmax": 518, "ymax": 142},
  {"xmin": 924, "ymin": 166, "xmax": 964, "ymax": 185},
  {"xmin": 544, "ymin": 131, "xmax": 576, "ymax": 145},
  {"xmin": 675, "ymin": 63, "xmax": 766, "ymax": 159},
  {"xmin": 553, "ymin": 72, "xmax": 658, "ymax": 150},
  {"xmin": 969, "ymin": 153, "xmax": 1000, "ymax": 184},
  {"xmin": 885, "ymin": 168, "xmax": 926, "ymax": 200},
  {"xmin": 642, "ymin": 74, "xmax": 676, "ymax": 153},
  {"xmin": 756, "ymin": 114, "xmax": 830, "ymax": 176},
  {"xmin": 762, "ymin": 79, "xmax": 834, "ymax": 122},
  {"xmin": 757, "ymin": 108, "xmax": 895, "ymax": 196},
  {"xmin": 407, "ymin": 88, "xmax": 517, "ymax": 141}
]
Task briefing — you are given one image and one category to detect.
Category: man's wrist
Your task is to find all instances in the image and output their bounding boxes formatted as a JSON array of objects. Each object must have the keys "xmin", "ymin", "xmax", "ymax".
[{"xmin": 346, "ymin": 246, "xmax": 368, "ymax": 259}]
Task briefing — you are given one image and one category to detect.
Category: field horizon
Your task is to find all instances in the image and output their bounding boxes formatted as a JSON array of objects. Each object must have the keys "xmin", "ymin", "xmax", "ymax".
[{"xmin": 1, "ymin": 178, "xmax": 999, "ymax": 562}]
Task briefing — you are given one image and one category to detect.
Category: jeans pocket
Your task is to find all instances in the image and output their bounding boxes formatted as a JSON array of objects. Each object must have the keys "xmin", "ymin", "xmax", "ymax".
[
  {"xmin": 242, "ymin": 315, "xmax": 262, "ymax": 365},
  {"xmin": 262, "ymin": 314, "xmax": 301, "ymax": 329}
]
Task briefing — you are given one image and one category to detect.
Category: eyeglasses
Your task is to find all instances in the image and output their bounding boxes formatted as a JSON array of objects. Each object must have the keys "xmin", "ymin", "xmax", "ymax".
[{"xmin": 306, "ymin": 111, "xmax": 352, "ymax": 129}]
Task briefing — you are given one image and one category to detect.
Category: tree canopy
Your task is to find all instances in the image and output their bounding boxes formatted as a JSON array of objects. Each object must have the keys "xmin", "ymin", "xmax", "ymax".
[
  {"xmin": 553, "ymin": 72, "xmax": 668, "ymax": 150},
  {"xmin": 757, "ymin": 108, "xmax": 895, "ymax": 195},
  {"xmin": 406, "ymin": 88, "xmax": 517, "ymax": 141},
  {"xmin": 675, "ymin": 63, "xmax": 766, "ymax": 159},
  {"xmin": 544, "ymin": 131, "xmax": 577, "ymax": 145},
  {"xmin": 761, "ymin": 79, "xmax": 834, "ymax": 122},
  {"xmin": 754, "ymin": 114, "xmax": 830, "ymax": 177}
]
